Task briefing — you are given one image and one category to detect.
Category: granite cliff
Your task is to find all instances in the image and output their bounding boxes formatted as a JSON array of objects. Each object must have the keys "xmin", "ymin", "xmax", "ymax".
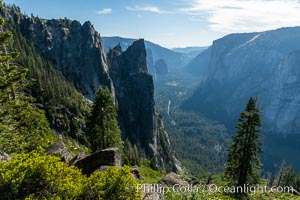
[
  {"xmin": 2, "ymin": 5, "xmax": 179, "ymax": 171},
  {"xmin": 102, "ymin": 36, "xmax": 190, "ymax": 73},
  {"xmin": 183, "ymin": 27, "xmax": 300, "ymax": 170},
  {"xmin": 18, "ymin": 17, "xmax": 113, "ymax": 100},
  {"xmin": 184, "ymin": 27, "xmax": 300, "ymax": 134},
  {"xmin": 108, "ymin": 41, "xmax": 180, "ymax": 171},
  {"xmin": 155, "ymin": 59, "xmax": 168, "ymax": 76}
]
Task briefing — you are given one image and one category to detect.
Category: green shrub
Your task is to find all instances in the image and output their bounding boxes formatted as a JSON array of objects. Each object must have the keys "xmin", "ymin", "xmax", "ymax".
[
  {"xmin": 139, "ymin": 166, "xmax": 164, "ymax": 184},
  {"xmin": 0, "ymin": 100, "xmax": 56, "ymax": 154},
  {"xmin": 0, "ymin": 149, "xmax": 85, "ymax": 199},
  {"xmin": 82, "ymin": 166, "xmax": 142, "ymax": 199},
  {"xmin": 0, "ymin": 150, "xmax": 142, "ymax": 199}
]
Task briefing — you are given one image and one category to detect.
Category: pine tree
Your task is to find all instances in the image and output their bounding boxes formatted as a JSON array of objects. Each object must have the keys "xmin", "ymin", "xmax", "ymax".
[
  {"xmin": 0, "ymin": 13, "xmax": 27, "ymax": 104},
  {"xmin": 88, "ymin": 87, "xmax": 121, "ymax": 152},
  {"xmin": 224, "ymin": 97, "xmax": 262, "ymax": 196},
  {"xmin": 122, "ymin": 138, "xmax": 141, "ymax": 166},
  {"xmin": 133, "ymin": 144, "xmax": 140, "ymax": 166},
  {"xmin": 0, "ymin": 2, "xmax": 55, "ymax": 153},
  {"xmin": 280, "ymin": 165, "xmax": 296, "ymax": 188},
  {"xmin": 276, "ymin": 161, "xmax": 286, "ymax": 187},
  {"xmin": 296, "ymin": 173, "xmax": 300, "ymax": 192}
]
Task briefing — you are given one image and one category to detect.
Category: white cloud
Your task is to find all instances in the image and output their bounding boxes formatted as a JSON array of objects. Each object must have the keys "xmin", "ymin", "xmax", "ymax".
[
  {"xmin": 126, "ymin": 5, "xmax": 171, "ymax": 14},
  {"xmin": 179, "ymin": 0, "xmax": 300, "ymax": 33},
  {"xmin": 97, "ymin": 8, "xmax": 112, "ymax": 15}
]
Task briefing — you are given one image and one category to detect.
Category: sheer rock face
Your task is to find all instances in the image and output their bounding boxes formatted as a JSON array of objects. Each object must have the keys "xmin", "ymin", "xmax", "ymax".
[
  {"xmin": 146, "ymin": 48, "xmax": 155, "ymax": 75},
  {"xmin": 108, "ymin": 40, "xmax": 154, "ymax": 153},
  {"xmin": 155, "ymin": 59, "xmax": 168, "ymax": 75},
  {"xmin": 19, "ymin": 17, "xmax": 113, "ymax": 99},
  {"xmin": 184, "ymin": 27, "xmax": 300, "ymax": 136},
  {"xmin": 108, "ymin": 41, "xmax": 154, "ymax": 152},
  {"xmin": 265, "ymin": 50, "xmax": 300, "ymax": 134},
  {"xmin": 186, "ymin": 47, "xmax": 211, "ymax": 77},
  {"xmin": 108, "ymin": 40, "xmax": 181, "ymax": 171}
]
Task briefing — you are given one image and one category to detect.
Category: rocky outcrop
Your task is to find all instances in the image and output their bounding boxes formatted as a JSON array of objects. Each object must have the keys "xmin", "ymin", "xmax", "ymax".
[
  {"xmin": 0, "ymin": 150, "xmax": 11, "ymax": 162},
  {"xmin": 154, "ymin": 114, "xmax": 182, "ymax": 172},
  {"xmin": 159, "ymin": 172, "xmax": 187, "ymax": 186},
  {"xmin": 108, "ymin": 41, "xmax": 181, "ymax": 172},
  {"xmin": 2, "ymin": 6, "xmax": 179, "ymax": 172},
  {"xmin": 18, "ymin": 17, "xmax": 113, "ymax": 99},
  {"xmin": 75, "ymin": 147, "xmax": 121, "ymax": 175},
  {"xmin": 146, "ymin": 48, "xmax": 155, "ymax": 76},
  {"xmin": 108, "ymin": 40, "xmax": 154, "ymax": 155},
  {"xmin": 131, "ymin": 166, "xmax": 143, "ymax": 180},
  {"xmin": 155, "ymin": 59, "xmax": 168, "ymax": 75},
  {"xmin": 46, "ymin": 142, "xmax": 71, "ymax": 162},
  {"xmin": 142, "ymin": 184, "xmax": 164, "ymax": 200},
  {"xmin": 102, "ymin": 36, "xmax": 190, "ymax": 70},
  {"xmin": 69, "ymin": 152, "xmax": 86, "ymax": 166},
  {"xmin": 143, "ymin": 193, "xmax": 162, "ymax": 200}
]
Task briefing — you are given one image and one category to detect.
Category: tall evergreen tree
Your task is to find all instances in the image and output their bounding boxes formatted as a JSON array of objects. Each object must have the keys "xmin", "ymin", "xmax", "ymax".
[
  {"xmin": 0, "ymin": 1, "xmax": 55, "ymax": 153},
  {"xmin": 296, "ymin": 173, "xmax": 300, "ymax": 192},
  {"xmin": 280, "ymin": 165, "xmax": 296, "ymax": 188},
  {"xmin": 88, "ymin": 87, "xmax": 121, "ymax": 152},
  {"xmin": 276, "ymin": 161, "xmax": 286, "ymax": 187},
  {"xmin": 123, "ymin": 138, "xmax": 140, "ymax": 166},
  {"xmin": 0, "ymin": 8, "xmax": 27, "ymax": 103},
  {"xmin": 224, "ymin": 97, "xmax": 262, "ymax": 196}
]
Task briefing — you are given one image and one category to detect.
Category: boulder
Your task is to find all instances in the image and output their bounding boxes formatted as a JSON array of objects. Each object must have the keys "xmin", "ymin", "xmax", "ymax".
[
  {"xmin": 45, "ymin": 142, "xmax": 71, "ymax": 162},
  {"xmin": 142, "ymin": 184, "xmax": 164, "ymax": 200},
  {"xmin": 186, "ymin": 177, "xmax": 201, "ymax": 186},
  {"xmin": 69, "ymin": 152, "xmax": 86, "ymax": 166},
  {"xmin": 96, "ymin": 165, "xmax": 110, "ymax": 172},
  {"xmin": 143, "ymin": 192, "xmax": 163, "ymax": 200},
  {"xmin": 75, "ymin": 147, "xmax": 121, "ymax": 175},
  {"xmin": 0, "ymin": 150, "xmax": 11, "ymax": 162},
  {"xmin": 131, "ymin": 166, "xmax": 143, "ymax": 180},
  {"xmin": 158, "ymin": 172, "xmax": 187, "ymax": 186}
]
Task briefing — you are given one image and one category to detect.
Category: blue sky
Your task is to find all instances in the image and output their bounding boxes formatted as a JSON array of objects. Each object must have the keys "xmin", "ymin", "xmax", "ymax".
[{"xmin": 3, "ymin": 0, "xmax": 300, "ymax": 48}]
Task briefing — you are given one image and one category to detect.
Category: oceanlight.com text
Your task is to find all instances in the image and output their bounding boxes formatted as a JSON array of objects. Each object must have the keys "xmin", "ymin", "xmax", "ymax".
[{"xmin": 137, "ymin": 183, "xmax": 295, "ymax": 195}]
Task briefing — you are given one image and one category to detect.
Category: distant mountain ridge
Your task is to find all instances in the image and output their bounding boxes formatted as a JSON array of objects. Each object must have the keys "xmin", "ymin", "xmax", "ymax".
[
  {"xmin": 184, "ymin": 27, "xmax": 300, "ymax": 132},
  {"xmin": 183, "ymin": 26, "xmax": 300, "ymax": 170},
  {"xmin": 185, "ymin": 47, "xmax": 211, "ymax": 77},
  {"xmin": 102, "ymin": 36, "xmax": 190, "ymax": 71},
  {"xmin": 172, "ymin": 46, "xmax": 208, "ymax": 54},
  {"xmin": 173, "ymin": 46, "xmax": 209, "ymax": 60}
]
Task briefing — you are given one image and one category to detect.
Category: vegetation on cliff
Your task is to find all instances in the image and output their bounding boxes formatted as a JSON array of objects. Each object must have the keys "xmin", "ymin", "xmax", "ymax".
[
  {"xmin": 0, "ymin": 3, "xmax": 142, "ymax": 199},
  {"xmin": 0, "ymin": 150, "xmax": 141, "ymax": 199},
  {"xmin": 0, "ymin": 8, "xmax": 56, "ymax": 153},
  {"xmin": 88, "ymin": 87, "xmax": 121, "ymax": 152}
]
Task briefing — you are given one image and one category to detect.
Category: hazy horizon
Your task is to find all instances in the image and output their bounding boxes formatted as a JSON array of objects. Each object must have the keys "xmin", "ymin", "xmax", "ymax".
[{"xmin": 4, "ymin": 0, "xmax": 300, "ymax": 48}]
